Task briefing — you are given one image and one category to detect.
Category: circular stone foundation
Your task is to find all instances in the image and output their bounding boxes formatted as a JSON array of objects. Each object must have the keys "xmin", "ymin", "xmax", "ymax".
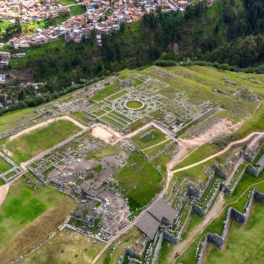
[{"xmin": 125, "ymin": 100, "xmax": 144, "ymax": 110}]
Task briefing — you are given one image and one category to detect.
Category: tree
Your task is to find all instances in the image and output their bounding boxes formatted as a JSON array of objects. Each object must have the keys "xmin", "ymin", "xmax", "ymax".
[
  {"xmin": 219, "ymin": 63, "xmax": 230, "ymax": 71},
  {"xmin": 141, "ymin": 4, "xmax": 145, "ymax": 12},
  {"xmin": 120, "ymin": 22, "xmax": 125, "ymax": 33}
]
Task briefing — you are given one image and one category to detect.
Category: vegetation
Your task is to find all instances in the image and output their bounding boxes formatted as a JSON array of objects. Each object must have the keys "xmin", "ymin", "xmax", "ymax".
[
  {"xmin": 26, "ymin": 229, "xmax": 104, "ymax": 263},
  {"xmin": 70, "ymin": 6, "xmax": 87, "ymax": 16},
  {"xmin": 0, "ymin": 157, "xmax": 12, "ymax": 174},
  {"xmin": 5, "ymin": 120, "xmax": 81, "ymax": 163},
  {"xmin": 116, "ymin": 151, "xmax": 162, "ymax": 213},
  {"xmin": 0, "ymin": 174, "xmax": 76, "ymax": 263}
]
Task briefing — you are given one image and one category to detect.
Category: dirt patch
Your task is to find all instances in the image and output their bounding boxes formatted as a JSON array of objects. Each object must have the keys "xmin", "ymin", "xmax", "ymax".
[
  {"xmin": 91, "ymin": 126, "xmax": 114, "ymax": 143},
  {"xmin": 0, "ymin": 183, "xmax": 10, "ymax": 207}
]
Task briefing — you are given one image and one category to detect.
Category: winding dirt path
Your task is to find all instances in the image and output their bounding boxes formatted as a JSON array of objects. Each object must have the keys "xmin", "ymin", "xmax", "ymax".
[{"xmin": 172, "ymin": 132, "xmax": 264, "ymax": 174}]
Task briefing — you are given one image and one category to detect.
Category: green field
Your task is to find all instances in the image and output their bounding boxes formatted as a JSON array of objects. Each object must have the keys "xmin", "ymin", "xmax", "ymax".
[
  {"xmin": 0, "ymin": 108, "xmax": 37, "ymax": 135},
  {"xmin": 0, "ymin": 157, "xmax": 12, "ymax": 174},
  {"xmin": 116, "ymin": 151, "xmax": 162, "ymax": 213},
  {"xmin": 126, "ymin": 101, "xmax": 143, "ymax": 109},
  {"xmin": 5, "ymin": 120, "xmax": 81, "ymax": 163},
  {"xmin": 0, "ymin": 174, "xmax": 76, "ymax": 263},
  {"xmin": 131, "ymin": 127, "xmax": 167, "ymax": 149},
  {"xmin": 86, "ymin": 144, "xmax": 122, "ymax": 159},
  {"xmin": 91, "ymin": 82, "xmax": 121, "ymax": 101},
  {"xmin": 206, "ymin": 202, "xmax": 264, "ymax": 264},
  {"xmin": 172, "ymin": 142, "xmax": 222, "ymax": 171}
]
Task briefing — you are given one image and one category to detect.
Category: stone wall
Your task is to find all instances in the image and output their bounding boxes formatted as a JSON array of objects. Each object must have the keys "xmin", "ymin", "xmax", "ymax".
[
  {"xmin": 225, "ymin": 166, "xmax": 246, "ymax": 195},
  {"xmin": 246, "ymin": 165, "xmax": 263, "ymax": 177},
  {"xmin": 163, "ymin": 231, "xmax": 179, "ymax": 244},
  {"xmin": 197, "ymin": 189, "xmax": 263, "ymax": 264},
  {"xmin": 152, "ymin": 233, "xmax": 163, "ymax": 264}
]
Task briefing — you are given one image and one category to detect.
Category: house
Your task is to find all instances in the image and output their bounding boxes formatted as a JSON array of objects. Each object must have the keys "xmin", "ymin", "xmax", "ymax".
[{"xmin": 135, "ymin": 198, "xmax": 176, "ymax": 240}]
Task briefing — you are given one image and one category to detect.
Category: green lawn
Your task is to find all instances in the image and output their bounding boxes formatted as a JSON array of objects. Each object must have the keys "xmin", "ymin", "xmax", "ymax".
[
  {"xmin": 0, "ymin": 174, "xmax": 76, "ymax": 263},
  {"xmin": 116, "ymin": 151, "xmax": 162, "ymax": 213},
  {"xmin": 144, "ymin": 139, "xmax": 172, "ymax": 157},
  {"xmin": 0, "ymin": 157, "xmax": 12, "ymax": 174},
  {"xmin": 5, "ymin": 120, "xmax": 81, "ymax": 163},
  {"xmin": 126, "ymin": 101, "xmax": 143, "ymax": 109}
]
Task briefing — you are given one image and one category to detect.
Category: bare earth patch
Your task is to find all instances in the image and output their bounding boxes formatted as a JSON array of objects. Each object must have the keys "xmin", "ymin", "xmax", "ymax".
[{"xmin": 91, "ymin": 126, "xmax": 114, "ymax": 143}]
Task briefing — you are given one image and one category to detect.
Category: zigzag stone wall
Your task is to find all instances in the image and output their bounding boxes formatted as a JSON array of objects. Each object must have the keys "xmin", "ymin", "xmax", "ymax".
[{"xmin": 197, "ymin": 188, "xmax": 263, "ymax": 264}]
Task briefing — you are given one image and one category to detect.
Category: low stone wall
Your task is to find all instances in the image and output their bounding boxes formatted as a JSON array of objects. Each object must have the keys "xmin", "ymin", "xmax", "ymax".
[{"xmin": 192, "ymin": 182, "xmax": 222, "ymax": 216}]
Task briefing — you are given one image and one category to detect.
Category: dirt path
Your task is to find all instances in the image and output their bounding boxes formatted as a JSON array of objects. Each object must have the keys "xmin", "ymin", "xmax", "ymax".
[
  {"xmin": 171, "ymin": 132, "xmax": 264, "ymax": 174},
  {"xmin": 0, "ymin": 183, "xmax": 10, "ymax": 207},
  {"xmin": 92, "ymin": 119, "xmax": 242, "ymax": 263},
  {"xmin": 142, "ymin": 139, "xmax": 171, "ymax": 151}
]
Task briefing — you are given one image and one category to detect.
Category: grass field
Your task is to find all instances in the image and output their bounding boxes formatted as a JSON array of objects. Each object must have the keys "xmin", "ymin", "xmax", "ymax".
[
  {"xmin": 0, "ymin": 157, "xmax": 12, "ymax": 174},
  {"xmin": 0, "ymin": 108, "xmax": 37, "ymax": 135},
  {"xmin": 91, "ymin": 82, "xmax": 121, "ymax": 101},
  {"xmin": 172, "ymin": 143, "xmax": 223, "ymax": 171},
  {"xmin": 0, "ymin": 174, "xmax": 76, "ymax": 263},
  {"xmin": 116, "ymin": 151, "xmax": 162, "ymax": 213},
  {"xmin": 206, "ymin": 202, "xmax": 264, "ymax": 264},
  {"xmin": 86, "ymin": 145, "xmax": 122, "ymax": 159},
  {"xmin": 131, "ymin": 127, "xmax": 167, "ymax": 149},
  {"xmin": 126, "ymin": 101, "xmax": 143, "ymax": 109},
  {"xmin": 5, "ymin": 120, "xmax": 81, "ymax": 163},
  {"xmin": 26, "ymin": 228, "xmax": 104, "ymax": 264}
]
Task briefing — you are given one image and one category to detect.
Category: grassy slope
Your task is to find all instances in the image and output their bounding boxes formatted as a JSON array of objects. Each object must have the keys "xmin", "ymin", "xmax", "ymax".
[
  {"xmin": 0, "ymin": 174, "xmax": 76, "ymax": 263},
  {"xmin": 90, "ymin": 82, "xmax": 121, "ymax": 101},
  {"xmin": 206, "ymin": 202, "xmax": 264, "ymax": 264},
  {"xmin": 0, "ymin": 108, "xmax": 37, "ymax": 134},
  {"xmin": 116, "ymin": 151, "xmax": 162, "ymax": 212},
  {"xmin": 5, "ymin": 119, "xmax": 81, "ymax": 163},
  {"xmin": 172, "ymin": 143, "xmax": 222, "ymax": 171},
  {"xmin": 26, "ymin": 228, "xmax": 104, "ymax": 264}
]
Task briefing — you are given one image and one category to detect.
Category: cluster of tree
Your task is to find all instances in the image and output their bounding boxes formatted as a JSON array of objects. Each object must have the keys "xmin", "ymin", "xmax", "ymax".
[
  {"xmin": 0, "ymin": 18, "xmax": 22, "ymax": 41},
  {"xmin": 0, "ymin": 76, "xmax": 110, "ymax": 116},
  {"xmin": 6, "ymin": 0, "xmax": 264, "ymax": 100}
]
